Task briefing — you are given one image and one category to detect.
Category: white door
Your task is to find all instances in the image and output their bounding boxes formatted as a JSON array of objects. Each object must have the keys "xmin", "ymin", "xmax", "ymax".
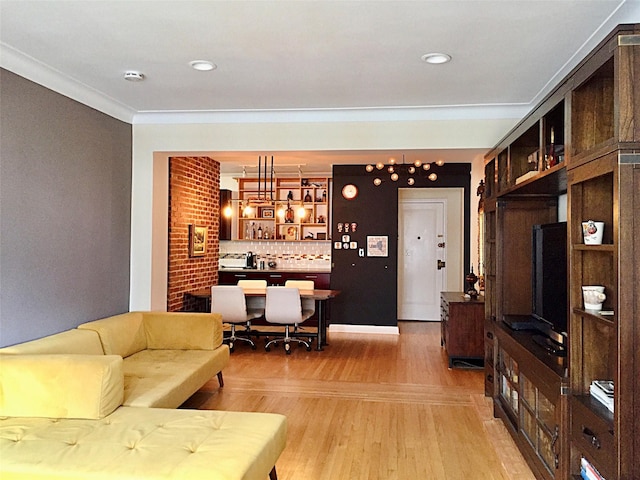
[{"xmin": 398, "ymin": 197, "xmax": 446, "ymax": 321}]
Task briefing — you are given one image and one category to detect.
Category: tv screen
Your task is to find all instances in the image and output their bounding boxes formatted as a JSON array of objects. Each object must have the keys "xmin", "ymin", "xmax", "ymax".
[{"xmin": 531, "ymin": 222, "xmax": 567, "ymax": 346}]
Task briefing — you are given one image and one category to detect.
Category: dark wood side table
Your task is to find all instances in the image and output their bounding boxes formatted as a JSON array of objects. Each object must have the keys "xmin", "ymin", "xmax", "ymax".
[{"xmin": 440, "ymin": 292, "xmax": 485, "ymax": 368}]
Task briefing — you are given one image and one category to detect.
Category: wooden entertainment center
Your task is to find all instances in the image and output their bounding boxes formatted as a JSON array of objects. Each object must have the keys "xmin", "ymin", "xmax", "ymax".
[{"xmin": 483, "ymin": 24, "xmax": 639, "ymax": 480}]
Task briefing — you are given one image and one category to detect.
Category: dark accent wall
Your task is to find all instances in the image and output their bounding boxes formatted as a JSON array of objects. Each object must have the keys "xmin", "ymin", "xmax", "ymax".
[
  {"xmin": 0, "ymin": 69, "xmax": 132, "ymax": 346},
  {"xmin": 330, "ymin": 163, "xmax": 471, "ymax": 326}
]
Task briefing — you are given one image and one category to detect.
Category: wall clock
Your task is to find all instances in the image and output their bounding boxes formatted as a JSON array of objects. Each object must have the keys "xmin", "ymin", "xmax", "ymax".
[{"xmin": 341, "ymin": 183, "xmax": 358, "ymax": 200}]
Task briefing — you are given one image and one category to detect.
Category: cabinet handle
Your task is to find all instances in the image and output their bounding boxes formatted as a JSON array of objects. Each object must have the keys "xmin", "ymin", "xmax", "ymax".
[
  {"xmin": 582, "ymin": 426, "xmax": 601, "ymax": 449},
  {"xmin": 486, "ymin": 331, "xmax": 494, "ymax": 340}
]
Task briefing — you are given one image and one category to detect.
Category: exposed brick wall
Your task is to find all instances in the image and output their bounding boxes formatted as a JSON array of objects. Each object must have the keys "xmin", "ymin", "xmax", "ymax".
[{"xmin": 168, "ymin": 156, "xmax": 220, "ymax": 312}]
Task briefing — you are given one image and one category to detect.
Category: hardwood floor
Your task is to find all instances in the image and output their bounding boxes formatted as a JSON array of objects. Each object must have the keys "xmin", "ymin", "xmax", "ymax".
[{"xmin": 182, "ymin": 321, "xmax": 535, "ymax": 480}]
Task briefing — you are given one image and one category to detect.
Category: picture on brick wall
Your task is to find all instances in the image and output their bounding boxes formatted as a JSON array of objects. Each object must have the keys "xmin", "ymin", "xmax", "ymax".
[{"xmin": 189, "ymin": 225, "xmax": 207, "ymax": 257}]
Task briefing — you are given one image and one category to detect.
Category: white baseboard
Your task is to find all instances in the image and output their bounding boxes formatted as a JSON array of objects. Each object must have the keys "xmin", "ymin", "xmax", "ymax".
[{"xmin": 328, "ymin": 324, "xmax": 400, "ymax": 335}]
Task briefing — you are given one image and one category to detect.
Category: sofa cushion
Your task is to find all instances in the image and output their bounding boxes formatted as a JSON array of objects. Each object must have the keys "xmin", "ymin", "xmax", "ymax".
[
  {"xmin": 143, "ymin": 312, "xmax": 224, "ymax": 350},
  {"xmin": 0, "ymin": 355, "xmax": 123, "ymax": 419},
  {"xmin": 0, "ymin": 407, "xmax": 287, "ymax": 480},
  {"xmin": 121, "ymin": 347, "xmax": 229, "ymax": 408},
  {"xmin": 0, "ymin": 329, "xmax": 104, "ymax": 355},
  {"xmin": 79, "ymin": 312, "xmax": 147, "ymax": 358}
]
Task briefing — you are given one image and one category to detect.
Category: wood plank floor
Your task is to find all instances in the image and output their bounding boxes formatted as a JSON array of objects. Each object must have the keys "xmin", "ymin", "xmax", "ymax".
[{"xmin": 182, "ymin": 321, "xmax": 536, "ymax": 480}]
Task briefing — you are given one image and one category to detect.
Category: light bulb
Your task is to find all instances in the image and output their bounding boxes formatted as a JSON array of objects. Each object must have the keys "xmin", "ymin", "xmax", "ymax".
[
  {"xmin": 373, "ymin": 178, "xmax": 382, "ymax": 186},
  {"xmin": 277, "ymin": 208, "xmax": 285, "ymax": 219},
  {"xmin": 423, "ymin": 163, "xmax": 431, "ymax": 170},
  {"xmin": 297, "ymin": 206, "xmax": 306, "ymax": 218},
  {"xmin": 388, "ymin": 165, "xmax": 394, "ymax": 173},
  {"xmin": 223, "ymin": 205, "xmax": 233, "ymax": 218},
  {"xmin": 408, "ymin": 166, "xmax": 415, "ymax": 174},
  {"xmin": 407, "ymin": 178, "xmax": 415, "ymax": 185},
  {"xmin": 391, "ymin": 173, "xmax": 399, "ymax": 181},
  {"xmin": 436, "ymin": 159, "xmax": 445, "ymax": 166},
  {"xmin": 428, "ymin": 173, "xmax": 438, "ymax": 181},
  {"xmin": 414, "ymin": 159, "xmax": 422, "ymax": 167},
  {"xmin": 366, "ymin": 164, "xmax": 374, "ymax": 172},
  {"xmin": 389, "ymin": 157, "xmax": 397, "ymax": 165},
  {"xmin": 376, "ymin": 162, "xmax": 384, "ymax": 170}
]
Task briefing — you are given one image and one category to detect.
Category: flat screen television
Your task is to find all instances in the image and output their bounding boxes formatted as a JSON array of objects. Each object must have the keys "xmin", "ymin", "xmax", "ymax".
[{"xmin": 531, "ymin": 222, "xmax": 568, "ymax": 347}]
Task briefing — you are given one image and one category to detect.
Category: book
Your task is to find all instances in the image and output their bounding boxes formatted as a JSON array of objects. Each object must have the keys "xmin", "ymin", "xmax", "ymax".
[
  {"xmin": 589, "ymin": 384, "xmax": 614, "ymax": 413},
  {"xmin": 581, "ymin": 457, "xmax": 606, "ymax": 480}
]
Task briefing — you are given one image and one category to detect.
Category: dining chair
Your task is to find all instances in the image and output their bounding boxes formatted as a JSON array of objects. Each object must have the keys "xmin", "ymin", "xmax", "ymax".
[
  {"xmin": 264, "ymin": 287, "xmax": 314, "ymax": 354},
  {"xmin": 237, "ymin": 279, "xmax": 268, "ymax": 310},
  {"xmin": 211, "ymin": 285, "xmax": 263, "ymax": 352},
  {"xmin": 284, "ymin": 279, "xmax": 316, "ymax": 341}
]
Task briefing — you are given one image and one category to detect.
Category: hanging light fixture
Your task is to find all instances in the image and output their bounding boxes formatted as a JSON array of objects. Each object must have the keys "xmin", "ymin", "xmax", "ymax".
[{"xmin": 365, "ymin": 154, "xmax": 444, "ymax": 186}]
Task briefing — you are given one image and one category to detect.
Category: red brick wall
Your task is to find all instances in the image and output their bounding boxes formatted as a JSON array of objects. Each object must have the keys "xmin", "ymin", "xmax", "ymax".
[{"xmin": 167, "ymin": 156, "xmax": 220, "ymax": 312}]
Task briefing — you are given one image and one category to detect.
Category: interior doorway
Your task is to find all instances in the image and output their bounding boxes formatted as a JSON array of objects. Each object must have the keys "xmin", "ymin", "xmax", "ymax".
[{"xmin": 397, "ymin": 188, "xmax": 464, "ymax": 321}]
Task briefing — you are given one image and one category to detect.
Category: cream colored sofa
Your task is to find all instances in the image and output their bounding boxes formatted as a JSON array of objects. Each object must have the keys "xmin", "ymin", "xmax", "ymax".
[{"xmin": 0, "ymin": 312, "xmax": 287, "ymax": 479}]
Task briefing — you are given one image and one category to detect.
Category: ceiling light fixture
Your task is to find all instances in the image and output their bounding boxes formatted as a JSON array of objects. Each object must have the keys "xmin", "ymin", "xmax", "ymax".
[
  {"xmin": 123, "ymin": 71, "xmax": 145, "ymax": 82},
  {"xmin": 421, "ymin": 53, "xmax": 451, "ymax": 64},
  {"xmin": 365, "ymin": 155, "xmax": 444, "ymax": 186},
  {"xmin": 189, "ymin": 60, "xmax": 217, "ymax": 71}
]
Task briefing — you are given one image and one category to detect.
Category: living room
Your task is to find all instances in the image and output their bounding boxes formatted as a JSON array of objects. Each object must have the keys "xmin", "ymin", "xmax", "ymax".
[{"xmin": 2, "ymin": 3, "xmax": 639, "ymax": 479}]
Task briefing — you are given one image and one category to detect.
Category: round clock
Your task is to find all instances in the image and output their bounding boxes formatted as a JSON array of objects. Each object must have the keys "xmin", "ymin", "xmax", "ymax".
[{"xmin": 341, "ymin": 183, "xmax": 358, "ymax": 200}]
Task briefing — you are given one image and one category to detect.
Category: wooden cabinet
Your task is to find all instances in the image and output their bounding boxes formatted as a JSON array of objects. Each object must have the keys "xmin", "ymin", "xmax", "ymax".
[
  {"xmin": 236, "ymin": 177, "xmax": 331, "ymax": 241},
  {"xmin": 495, "ymin": 323, "xmax": 569, "ymax": 480},
  {"xmin": 484, "ymin": 23, "xmax": 639, "ymax": 480},
  {"xmin": 219, "ymin": 270, "xmax": 330, "ymax": 289},
  {"xmin": 440, "ymin": 292, "xmax": 484, "ymax": 368}
]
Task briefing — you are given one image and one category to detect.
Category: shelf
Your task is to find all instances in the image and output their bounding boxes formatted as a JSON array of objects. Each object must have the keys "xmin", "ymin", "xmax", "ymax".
[
  {"xmin": 573, "ymin": 394, "xmax": 614, "ymax": 427},
  {"xmin": 572, "ymin": 308, "xmax": 616, "ymax": 326},
  {"xmin": 572, "ymin": 243, "xmax": 614, "ymax": 252}
]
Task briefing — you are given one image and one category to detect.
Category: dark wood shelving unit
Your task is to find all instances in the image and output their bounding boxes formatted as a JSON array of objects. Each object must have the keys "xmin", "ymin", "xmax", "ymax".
[{"xmin": 483, "ymin": 23, "xmax": 639, "ymax": 480}]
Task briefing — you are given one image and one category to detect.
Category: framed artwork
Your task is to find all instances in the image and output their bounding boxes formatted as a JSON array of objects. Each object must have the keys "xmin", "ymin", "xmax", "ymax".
[
  {"xmin": 367, "ymin": 235, "xmax": 388, "ymax": 257},
  {"xmin": 285, "ymin": 226, "xmax": 298, "ymax": 241},
  {"xmin": 189, "ymin": 225, "xmax": 207, "ymax": 257},
  {"xmin": 261, "ymin": 207, "xmax": 274, "ymax": 218}
]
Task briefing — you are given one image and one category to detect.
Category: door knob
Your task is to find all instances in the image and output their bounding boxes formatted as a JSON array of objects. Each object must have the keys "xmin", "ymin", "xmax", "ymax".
[{"xmin": 437, "ymin": 260, "xmax": 446, "ymax": 270}]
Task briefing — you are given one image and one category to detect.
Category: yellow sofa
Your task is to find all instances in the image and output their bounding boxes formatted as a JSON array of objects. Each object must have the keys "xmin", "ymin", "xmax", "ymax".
[{"xmin": 0, "ymin": 312, "xmax": 287, "ymax": 479}]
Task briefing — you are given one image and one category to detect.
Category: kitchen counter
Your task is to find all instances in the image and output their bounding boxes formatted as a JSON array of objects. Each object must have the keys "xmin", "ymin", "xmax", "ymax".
[{"xmin": 219, "ymin": 267, "xmax": 331, "ymax": 273}]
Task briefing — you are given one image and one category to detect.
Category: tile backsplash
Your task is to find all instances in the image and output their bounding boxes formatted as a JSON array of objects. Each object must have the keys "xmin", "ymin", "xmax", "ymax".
[{"xmin": 220, "ymin": 241, "xmax": 331, "ymax": 270}]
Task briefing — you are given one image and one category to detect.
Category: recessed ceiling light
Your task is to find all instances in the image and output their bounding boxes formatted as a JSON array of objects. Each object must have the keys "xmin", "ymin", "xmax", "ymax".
[
  {"xmin": 123, "ymin": 71, "xmax": 145, "ymax": 82},
  {"xmin": 189, "ymin": 60, "xmax": 217, "ymax": 71},
  {"xmin": 421, "ymin": 53, "xmax": 451, "ymax": 65}
]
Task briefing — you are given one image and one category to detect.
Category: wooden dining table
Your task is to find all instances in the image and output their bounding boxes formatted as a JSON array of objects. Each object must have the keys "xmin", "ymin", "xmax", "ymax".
[{"xmin": 187, "ymin": 287, "xmax": 340, "ymax": 351}]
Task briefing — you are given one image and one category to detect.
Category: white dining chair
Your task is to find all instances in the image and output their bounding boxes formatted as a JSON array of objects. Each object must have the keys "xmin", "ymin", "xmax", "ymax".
[
  {"xmin": 264, "ymin": 287, "xmax": 314, "ymax": 354},
  {"xmin": 237, "ymin": 279, "xmax": 268, "ymax": 310},
  {"xmin": 211, "ymin": 285, "xmax": 263, "ymax": 352}
]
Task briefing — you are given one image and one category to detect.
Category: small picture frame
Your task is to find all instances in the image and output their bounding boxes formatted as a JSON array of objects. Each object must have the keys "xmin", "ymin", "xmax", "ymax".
[
  {"xmin": 285, "ymin": 226, "xmax": 298, "ymax": 241},
  {"xmin": 261, "ymin": 207, "xmax": 274, "ymax": 218},
  {"xmin": 189, "ymin": 225, "xmax": 207, "ymax": 257},
  {"xmin": 367, "ymin": 235, "xmax": 388, "ymax": 257},
  {"xmin": 317, "ymin": 232, "xmax": 327, "ymax": 240}
]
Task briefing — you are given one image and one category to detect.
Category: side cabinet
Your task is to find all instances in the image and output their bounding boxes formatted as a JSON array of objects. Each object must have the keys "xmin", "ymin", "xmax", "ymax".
[
  {"xmin": 440, "ymin": 292, "xmax": 484, "ymax": 368},
  {"xmin": 219, "ymin": 271, "xmax": 330, "ymax": 289}
]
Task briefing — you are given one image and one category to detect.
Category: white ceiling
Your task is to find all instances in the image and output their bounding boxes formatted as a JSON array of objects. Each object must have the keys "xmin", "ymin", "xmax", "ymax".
[{"xmin": 2, "ymin": 0, "xmax": 639, "ymax": 175}]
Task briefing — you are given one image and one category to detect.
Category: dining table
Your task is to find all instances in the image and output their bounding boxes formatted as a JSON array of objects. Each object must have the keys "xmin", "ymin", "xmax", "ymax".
[{"xmin": 187, "ymin": 287, "xmax": 340, "ymax": 351}]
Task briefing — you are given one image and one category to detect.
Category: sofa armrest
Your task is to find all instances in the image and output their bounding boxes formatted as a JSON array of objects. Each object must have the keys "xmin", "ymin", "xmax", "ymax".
[{"xmin": 142, "ymin": 312, "xmax": 224, "ymax": 350}]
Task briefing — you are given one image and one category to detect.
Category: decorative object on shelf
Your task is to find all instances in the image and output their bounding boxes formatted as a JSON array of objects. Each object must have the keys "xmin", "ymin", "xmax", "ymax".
[
  {"xmin": 304, "ymin": 190, "xmax": 312, "ymax": 202},
  {"xmin": 189, "ymin": 225, "xmax": 207, "ymax": 257},
  {"xmin": 284, "ymin": 201, "xmax": 294, "ymax": 223},
  {"xmin": 465, "ymin": 266, "xmax": 479, "ymax": 298},
  {"xmin": 582, "ymin": 286, "xmax": 606, "ymax": 311},
  {"xmin": 581, "ymin": 220, "xmax": 604, "ymax": 245},
  {"xmin": 365, "ymin": 154, "xmax": 444, "ymax": 186},
  {"xmin": 317, "ymin": 215, "xmax": 326, "ymax": 223},
  {"xmin": 287, "ymin": 190, "xmax": 293, "ymax": 200},
  {"xmin": 285, "ymin": 226, "xmax": 298, "ymax": 240}
]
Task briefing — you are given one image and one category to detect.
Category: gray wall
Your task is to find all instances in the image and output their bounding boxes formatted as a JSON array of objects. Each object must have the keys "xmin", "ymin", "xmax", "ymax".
[{"xmin": 0, "ymin": 69, "xmax": 132, "ymax": 346}]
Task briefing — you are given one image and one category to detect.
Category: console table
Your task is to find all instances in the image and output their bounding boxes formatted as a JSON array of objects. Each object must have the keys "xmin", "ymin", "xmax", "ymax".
[{"xmin": 440, "ymin": 292, "xmax": 484, "ymax": 368}]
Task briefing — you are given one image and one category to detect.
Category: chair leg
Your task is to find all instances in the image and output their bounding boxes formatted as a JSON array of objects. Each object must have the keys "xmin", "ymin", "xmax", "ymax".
[
  {"xmin": 269, "ymin": 466, "xmax": 278, "ymax": 480},
  {"xmin": 217, "ymin": 371, "xmax": 224, "ymax": 388},
  {"xmin": 226, "ymin": 324, "xmax": 256, "ymax": 352}
]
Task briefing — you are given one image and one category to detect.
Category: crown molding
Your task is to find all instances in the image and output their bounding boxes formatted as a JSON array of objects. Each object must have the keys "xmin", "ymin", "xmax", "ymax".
[{"xmin": 0, "ymin": 43, "xmax": 136, "ymax": 123}]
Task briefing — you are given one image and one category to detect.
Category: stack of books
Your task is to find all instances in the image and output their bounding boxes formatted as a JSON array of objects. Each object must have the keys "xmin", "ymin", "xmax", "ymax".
[
  {"xmin": 589, "ymin": 380, "xmax": 614, "ymax": 413},
  {"xmin": 581, "ymin": 457, "xmax": 606, "ymax": 480}
]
